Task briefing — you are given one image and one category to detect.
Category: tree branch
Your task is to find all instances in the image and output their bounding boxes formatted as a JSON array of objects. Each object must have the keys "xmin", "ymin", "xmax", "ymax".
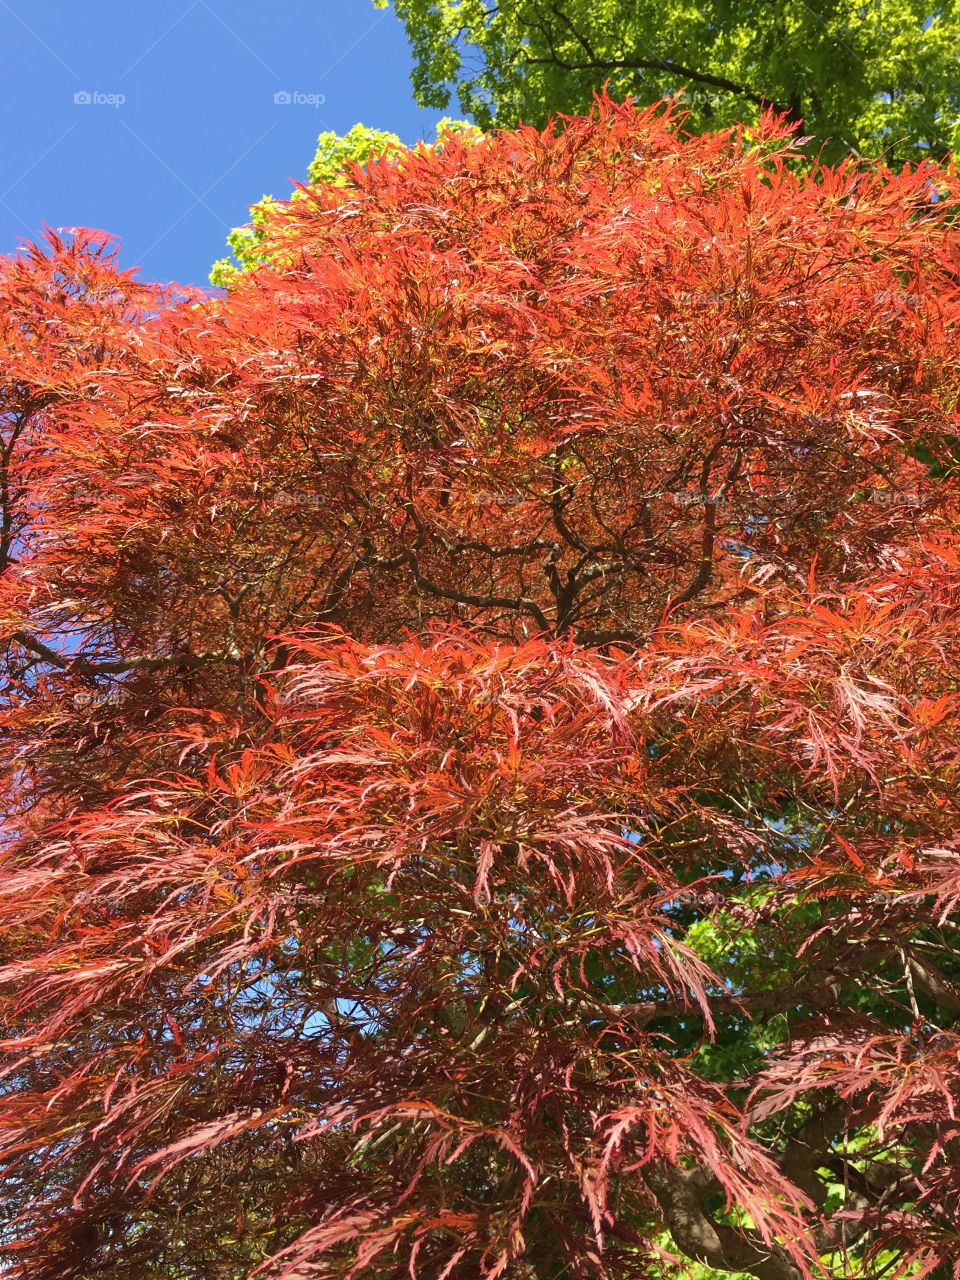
[
  {"xmin": 9, "ymin": 632, "xmax": 242, "ymax": 678},
  {"xmin": 643, "ymin": 1163, "xmax": 807, "ymax": 1280},
  {"xmin": 523, "ymin": 3, "xmax": 783, "ymax": 113}
]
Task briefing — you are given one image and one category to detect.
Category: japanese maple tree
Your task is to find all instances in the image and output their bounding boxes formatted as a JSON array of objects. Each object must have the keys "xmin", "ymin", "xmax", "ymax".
[{"xmin": 1, "ymin": 99, "xmax": 959, "ymax": 1279}]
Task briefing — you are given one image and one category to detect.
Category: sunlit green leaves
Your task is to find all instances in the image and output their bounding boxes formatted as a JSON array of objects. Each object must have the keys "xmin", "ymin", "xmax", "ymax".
[
  {"xmin": 211, "ymin": 118, "xmax": 479, "ymax": 286},
  {"xmin": 378, "ymin": 0, "xmax": 959, "ymax": 162}
]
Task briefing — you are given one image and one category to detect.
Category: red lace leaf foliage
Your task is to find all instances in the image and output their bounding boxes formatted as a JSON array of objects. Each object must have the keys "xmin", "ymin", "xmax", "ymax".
[{"xmin": 0, "ymin": 100, "xmax": 959, "ymax": 1278}]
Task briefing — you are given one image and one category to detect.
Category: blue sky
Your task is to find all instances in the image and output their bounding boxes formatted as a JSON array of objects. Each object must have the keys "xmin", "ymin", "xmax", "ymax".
[{"xmin": 0, "ymin": 1, "xmax": 447, "ymax": 287}]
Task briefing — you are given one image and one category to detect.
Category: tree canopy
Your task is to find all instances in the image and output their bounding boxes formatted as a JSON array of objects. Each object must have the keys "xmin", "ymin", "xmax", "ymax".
[
  {"xmin": 2, "ymin": 100, "xmax": 960, "ymax": 1279},
  {"xmin": 378, "ymin": 0, "xmax": 960, "ymax": 162}
]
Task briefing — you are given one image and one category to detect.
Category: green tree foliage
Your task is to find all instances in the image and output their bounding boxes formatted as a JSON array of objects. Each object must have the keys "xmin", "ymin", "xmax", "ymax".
[
  {"xmin": 305, "ymin": 122, "xmax": 407, "ymax": 185},
  {"xmin": 211, "ymin": 124, "xmax": 404, "ymax": 287},
  {"xmin": 211, "ymin": 119, "xmax": 478, "ymax": 286},
  {"xmin": 376, "ymin": 0, "xmax": 960, "ymax": 161}
]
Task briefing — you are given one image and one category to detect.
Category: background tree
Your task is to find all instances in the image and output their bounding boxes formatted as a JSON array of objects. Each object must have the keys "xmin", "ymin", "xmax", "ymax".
[
  {"xmin": 1, "ymin": 101, "xmax": 960, "ymax": 1278},
  {"xmin": 211, "ymin": 119, "xmax": 478, "ymax": 286},
  {"xmin": 377, "ymin": 0, "xmax": 960, "ymax": 162}
]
